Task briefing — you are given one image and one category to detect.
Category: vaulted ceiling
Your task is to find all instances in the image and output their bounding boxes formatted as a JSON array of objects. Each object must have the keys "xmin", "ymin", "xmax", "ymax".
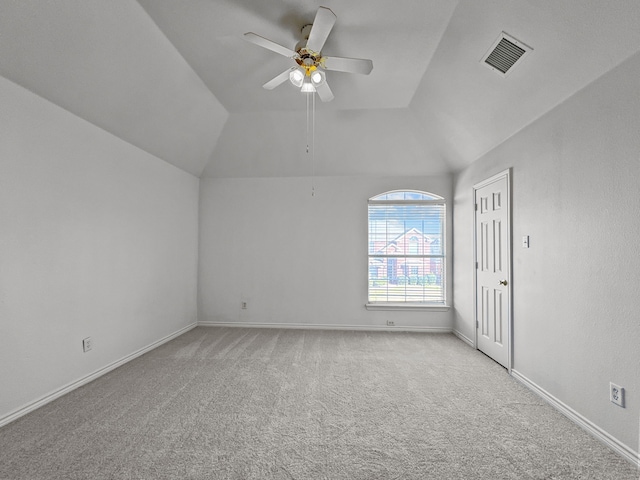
[{"xmin": 2, "ymin": 1, "xmax": 640, "ymax": 177}]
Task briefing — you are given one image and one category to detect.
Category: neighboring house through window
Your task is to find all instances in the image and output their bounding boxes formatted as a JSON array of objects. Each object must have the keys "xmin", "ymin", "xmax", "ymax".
[{"xmin": 368, "ymin": 190, "xmax": 446, "ymax": 304}]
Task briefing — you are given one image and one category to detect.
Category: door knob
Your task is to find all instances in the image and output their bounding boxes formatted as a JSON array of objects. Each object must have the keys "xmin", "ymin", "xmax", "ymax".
[{"xmin": 499, "ymin": 280, "xmax": 508, "ymax": 286}]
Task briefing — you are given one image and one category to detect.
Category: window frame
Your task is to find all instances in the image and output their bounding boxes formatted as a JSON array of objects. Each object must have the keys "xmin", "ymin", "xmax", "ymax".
[{"xmin": 365, "ymin": 190, "xmax": 449, "ymax": 311}]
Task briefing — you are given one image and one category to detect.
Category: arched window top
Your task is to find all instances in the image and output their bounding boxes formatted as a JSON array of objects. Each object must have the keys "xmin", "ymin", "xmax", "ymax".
[{"xmin": 369, "ymin": 190, "xmax": 443, "ymax": 202}]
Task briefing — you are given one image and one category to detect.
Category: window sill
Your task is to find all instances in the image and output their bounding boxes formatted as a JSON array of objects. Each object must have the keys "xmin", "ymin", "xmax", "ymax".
[{"xmin": 365, "ymin": 303, "xmax": 451, "ymax": 312}]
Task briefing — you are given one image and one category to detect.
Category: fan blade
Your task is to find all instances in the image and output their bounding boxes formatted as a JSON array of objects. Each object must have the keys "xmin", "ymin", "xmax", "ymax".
[
  {"xmin": 263, "ymin": 68, "xmax": 294, "ymax": 90},
  {"xmin": 323, "ymin": 56, "xmax": 373, "ymax": 75},
  {"xmin": 305, "ymin": 7, "xmax": 336, "ymax": 53},
  {"xmin": 315, "ymin": 81, "xmax": 334, "ymax": 102},
  {"xmin": 244, "ymin": 32, "xmax": 297, "ymax": 58}
]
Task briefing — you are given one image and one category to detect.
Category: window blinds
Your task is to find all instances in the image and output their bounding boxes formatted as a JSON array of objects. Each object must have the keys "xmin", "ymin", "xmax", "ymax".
[{"xmin": 368, "ymin": 200, "xmax": 445, "ymax": 304}]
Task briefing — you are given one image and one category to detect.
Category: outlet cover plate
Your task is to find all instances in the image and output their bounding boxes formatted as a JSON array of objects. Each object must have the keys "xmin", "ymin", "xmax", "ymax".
[
  {"xmin": 610, "ymin": 382, "xmax": 625, "ymax": 408},
  {"xmin": 82, "ymin": 337, "xmax": 92, "ymax": 353}
]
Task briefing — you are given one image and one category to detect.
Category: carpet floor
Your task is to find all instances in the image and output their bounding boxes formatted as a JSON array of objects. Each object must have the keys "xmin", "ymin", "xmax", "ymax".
[{"xmin": 0, "ymin": 327, "xmax": 637, "ymax": 479}]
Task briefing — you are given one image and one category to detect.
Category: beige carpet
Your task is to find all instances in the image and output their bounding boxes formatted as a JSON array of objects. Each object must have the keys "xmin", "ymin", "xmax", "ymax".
[{"xmin": 0, "ymin": 327, "xmax": 637, "ymax": 479}]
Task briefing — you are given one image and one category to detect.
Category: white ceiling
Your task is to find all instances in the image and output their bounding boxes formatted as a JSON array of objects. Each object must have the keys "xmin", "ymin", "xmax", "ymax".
[
  {"xmin": 137, "ymin": 0, "xmax": 458, "ymax": 113},
  {"xmin": 2, "ymin": 0, "xmax": 640, "ymax": 177}
]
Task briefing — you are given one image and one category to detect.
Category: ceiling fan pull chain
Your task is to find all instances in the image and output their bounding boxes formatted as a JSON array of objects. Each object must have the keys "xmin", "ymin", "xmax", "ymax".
[
  {"xmin": 306, "ymin": 90, "xmax": 310, "ymax": 154},
  {"xmin": 311, "ymin": 92, "xmax": 316, "ymax": 197}
]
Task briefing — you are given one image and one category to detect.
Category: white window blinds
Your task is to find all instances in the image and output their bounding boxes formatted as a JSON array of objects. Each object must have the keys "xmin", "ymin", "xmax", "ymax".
[{"xmin": 368, "ymin": 191, "xmax": 446, "ymax": 304}]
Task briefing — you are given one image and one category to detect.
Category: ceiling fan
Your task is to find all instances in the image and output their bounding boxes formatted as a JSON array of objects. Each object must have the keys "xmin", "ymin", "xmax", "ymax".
[{"xmin": 244, "ymin": 6, "xmax": 373, "ymax": 102}]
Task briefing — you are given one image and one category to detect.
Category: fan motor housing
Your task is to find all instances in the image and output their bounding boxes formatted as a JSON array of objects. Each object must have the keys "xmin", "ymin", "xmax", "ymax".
[{"xmin": 296, "ymin": 49, "xmax": 321, "ymax": 74}]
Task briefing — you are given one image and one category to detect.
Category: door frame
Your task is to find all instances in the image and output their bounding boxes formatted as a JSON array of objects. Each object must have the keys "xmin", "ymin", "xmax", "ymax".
[{"xmin": 473, "ymin": 168, "xmax": 513, "ymax": 372}]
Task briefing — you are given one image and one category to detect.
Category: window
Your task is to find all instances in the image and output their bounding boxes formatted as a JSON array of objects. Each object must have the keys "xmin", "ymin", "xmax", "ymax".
[
  {"xmin": 368, "ymin": 190, "xmax": 446, "ymax": 305},
  {"xmin": 408, "ymin": 236, "xmax": 419, "ymax": 254}
]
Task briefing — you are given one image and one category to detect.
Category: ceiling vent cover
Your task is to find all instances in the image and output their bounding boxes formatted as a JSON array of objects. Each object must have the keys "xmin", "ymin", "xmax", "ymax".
[{"xmin": 481, "ymin": 32, "xmax": 532, "ymax": 77}]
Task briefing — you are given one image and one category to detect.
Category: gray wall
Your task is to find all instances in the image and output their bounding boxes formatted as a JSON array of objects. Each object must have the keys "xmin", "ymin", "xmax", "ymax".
[
  {"xmin": 199, "ymin": 175, "xmax": 453, "ymax": 329},
  {"xmin": 0, "ymin": 77, "xmax": 199, "ymax": 421},
  {"xmin": 453, "ymin": 52, "xmax": 640, "ymax": 453}
]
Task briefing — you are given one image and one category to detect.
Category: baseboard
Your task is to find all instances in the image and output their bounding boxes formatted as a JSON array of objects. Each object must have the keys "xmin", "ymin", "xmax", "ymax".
[
  {"xmin": 198, "ymin": 321, "xmax": 452, "ymax": 333},
  {"xmin": 0, "ymin": 322, "xmax": 197, "ymax": 429},
  {"xmin": 511, "ymin": 369, "xmax": 640, "ymax": 468},
  {"xmin": 452, "ymin": 329, "xmax": 474, "ymax": 347}
]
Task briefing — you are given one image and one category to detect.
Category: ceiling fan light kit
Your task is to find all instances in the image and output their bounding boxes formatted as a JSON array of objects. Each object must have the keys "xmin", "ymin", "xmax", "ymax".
[
  {"xmin": 244, "ymin": 6, "xmax": 373, "ymax": 102},
  {"xmin": 289, "ymin": 68, "xmax": 304, "ymax": 88},
  {"xmin": 310, "ymin": 70, "xmax": 325, "ymax": 86},
  {"xmin": 301, "ymin": 76, "xmax": 316, "ymax": 93}
]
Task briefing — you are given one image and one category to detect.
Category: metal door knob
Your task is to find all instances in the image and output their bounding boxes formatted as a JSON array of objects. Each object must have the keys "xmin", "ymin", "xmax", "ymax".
[{"xmin": 499, "ymin": 280, "xmax": 508, "ymax": 286}]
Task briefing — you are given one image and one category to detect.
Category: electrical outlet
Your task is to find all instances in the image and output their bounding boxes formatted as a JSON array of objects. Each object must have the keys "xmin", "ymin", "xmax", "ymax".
[
  {"xmin": 610, "ymin": 382, "xmax": 625, "ymax": 408},
  {"xmin": 241, "ymin": 301, "xmax": 247, "ymax": 310},
  {"xmin": 82, "ymin": 337, "xmax": 92, "ymax": 353},
  {"xmin": 386, "ymin": 320, "xmax": 395, "ymax": 326}
]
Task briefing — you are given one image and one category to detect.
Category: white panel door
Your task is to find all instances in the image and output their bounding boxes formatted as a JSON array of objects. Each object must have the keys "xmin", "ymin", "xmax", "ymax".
[{"xmin": 475, "ymin": 173, "xmax": 510, "ymax": 368}]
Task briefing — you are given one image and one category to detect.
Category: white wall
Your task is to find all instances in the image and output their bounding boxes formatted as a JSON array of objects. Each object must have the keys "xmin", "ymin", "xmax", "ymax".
[
  {"xmin": 203, "ymin": 108, "xmax": 451, "ymax": 178},
  {"xmin": 0, "ymin": 77, "xmax": 199, "ymax": 421},
  {"xmin": 199, "ymin": 175, "xmax": 453, "ymax": 330},
  {"xmin": 0, "ymin": 0, "xmax": 229, "ymax": 177},
  {"xmin": 453, "ymin": 52, "xmax": 640, "ymax": 455}
]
